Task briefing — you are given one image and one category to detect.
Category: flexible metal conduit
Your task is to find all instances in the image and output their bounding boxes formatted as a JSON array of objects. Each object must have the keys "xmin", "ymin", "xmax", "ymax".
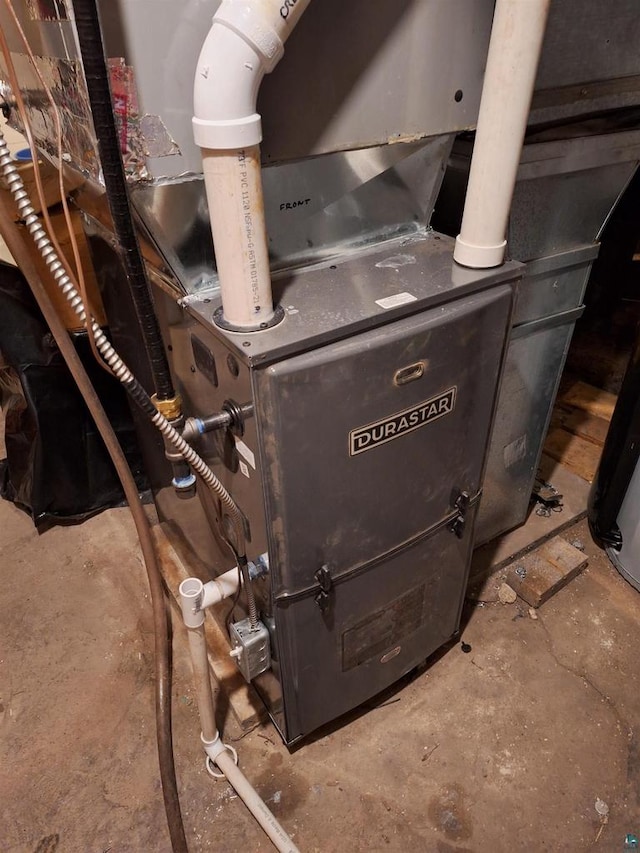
[
  {"xmin": 72, "ymin": 0, "xmax": 175, "ymax": 401},
  {"xmin": 0, "ymin": 135, "xmax": 245, "ymax": 549},
  {"xmin": 0, "ymin": 160, "xmax": 188, "ymax": 852},
  {"xmin": 193, "ymin": 0, "xmax": 313, "ymax": 330}
]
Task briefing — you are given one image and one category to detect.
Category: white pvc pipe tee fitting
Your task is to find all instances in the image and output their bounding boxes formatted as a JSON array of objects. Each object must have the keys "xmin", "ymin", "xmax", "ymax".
[
  {"xmin": 454, "ymin": 0, "xmax": 551, "ymax": 269},
  {"xmin": 178, "ymin": 569, "xmax": 240, "ymax": 628},
  {"xmin": 193, "ymin": 0, "xmax": 313, "ymax": 330}
]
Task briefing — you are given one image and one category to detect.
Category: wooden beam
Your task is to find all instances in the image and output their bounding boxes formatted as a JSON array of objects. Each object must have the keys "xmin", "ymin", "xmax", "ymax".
[
  {"xmin": 558, "ymin": 409, "xmax": 611, "ymax": 448},
  {"xmin": 558, "ymin": 380, "xmax": 616, "ymax": 422},
  {"xmin": 504, "ymin": 537, "xmax": 588, "ymax": 607},
  {"xmin": 543, "ymin": 428, "xmax": 602, "ymax": 483}
]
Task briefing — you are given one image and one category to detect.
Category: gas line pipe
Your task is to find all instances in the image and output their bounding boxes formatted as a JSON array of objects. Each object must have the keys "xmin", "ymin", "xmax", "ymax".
[
  {"xmin": 454, "ymin": 0, "xmax": 551, "ymax": 269},
  {"xmin": 178, "ymin": 573, "xmax": 300, "ymax": 853},
  {"xmin": 193, "ymin": 0, "xmax": 312, "ymax": 331}
]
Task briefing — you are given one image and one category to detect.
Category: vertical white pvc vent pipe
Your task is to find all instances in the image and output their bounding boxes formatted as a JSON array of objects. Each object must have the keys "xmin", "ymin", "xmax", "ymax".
[
  {"xmin": 453, "ymin": 0, "xmax": 551, "ymax": 269},
  {"xmin": 193, "ymin": 0, "xmax": 312, "ymax": 331}
]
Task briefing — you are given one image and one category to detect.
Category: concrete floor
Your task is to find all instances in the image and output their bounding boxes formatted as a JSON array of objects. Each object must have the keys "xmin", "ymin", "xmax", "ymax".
[{"xmin": 2, "ymin": 501, "xmax": 640, "ymax": 852}]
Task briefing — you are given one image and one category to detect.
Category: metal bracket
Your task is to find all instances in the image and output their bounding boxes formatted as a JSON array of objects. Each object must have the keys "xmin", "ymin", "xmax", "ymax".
[
  {"xmin": 449, "ymin": 490, "xmax": 470, "ymax": 539},
  {"xmin": 314, "ymin": 564, "xmax": 333, "ymax": 611}
]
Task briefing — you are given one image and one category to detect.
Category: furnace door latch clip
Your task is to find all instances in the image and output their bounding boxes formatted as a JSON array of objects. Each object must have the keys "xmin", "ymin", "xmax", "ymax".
[
  {"xmin": 450, "ymin": 491, "xmax": 470, "ymax": 539},
  {"xmin": 314, "ymin": 565, "xmax": 333, "ymax": 611}
]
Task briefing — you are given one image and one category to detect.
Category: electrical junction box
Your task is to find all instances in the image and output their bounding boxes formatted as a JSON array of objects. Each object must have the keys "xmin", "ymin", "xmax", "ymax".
[{"xmin": 229, "ymin": 618, "xmax": 271, "ymax": 683}]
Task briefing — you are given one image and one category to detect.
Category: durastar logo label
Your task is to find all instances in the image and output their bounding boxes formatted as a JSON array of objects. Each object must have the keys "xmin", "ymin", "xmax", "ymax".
[{"xmin": 349, "ymin": 387, "xmax": 457, "ymax": 456}]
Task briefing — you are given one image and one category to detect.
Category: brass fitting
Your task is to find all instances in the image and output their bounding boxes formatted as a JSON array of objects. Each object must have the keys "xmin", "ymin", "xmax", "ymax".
[{"xmin": 151, "ymin": 393, "xmax": 182, "ymax": 421}]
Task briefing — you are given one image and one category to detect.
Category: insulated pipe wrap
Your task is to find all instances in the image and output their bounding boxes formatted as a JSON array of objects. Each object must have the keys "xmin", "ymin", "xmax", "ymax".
[{"xmin": 73, "ymin": 0, "xmax": 175, "ymax": 401}]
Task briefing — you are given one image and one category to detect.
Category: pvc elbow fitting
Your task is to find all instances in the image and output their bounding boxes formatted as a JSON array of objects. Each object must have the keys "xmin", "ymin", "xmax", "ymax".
[{"xmin": 193, "ymin": 2, "xmax": 285, "ymax": 150}]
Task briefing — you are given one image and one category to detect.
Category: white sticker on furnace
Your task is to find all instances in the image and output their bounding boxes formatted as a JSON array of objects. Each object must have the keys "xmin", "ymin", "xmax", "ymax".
[
  {"xmin": 375, "ymin": 292, "xmax": 417, "ymax": 310},
  {"xmin": 234, "ymin": 438, "xmax": 256, "ymax": 469},
  {"xmin": 239, "ymin": 460, "xmax": 250, "ymax": 479}
]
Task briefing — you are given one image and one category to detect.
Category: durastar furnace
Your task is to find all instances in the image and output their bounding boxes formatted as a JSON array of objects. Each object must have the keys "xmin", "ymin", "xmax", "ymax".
[{"xmin": 164, "ymin": 233, "xmax": 518, "ymax": 742}]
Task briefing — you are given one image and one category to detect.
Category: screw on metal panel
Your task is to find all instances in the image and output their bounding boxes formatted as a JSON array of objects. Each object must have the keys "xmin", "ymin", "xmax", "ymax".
[{"xmin": 227, "ymin": 354, "xmax": 239, "ymax": 377}]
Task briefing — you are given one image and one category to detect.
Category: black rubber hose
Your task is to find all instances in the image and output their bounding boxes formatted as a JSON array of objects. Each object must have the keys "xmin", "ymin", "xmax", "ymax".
[
  {"xmin": 73, "ymin": 0, "xmax": 176, "ymax": 402},
  {"xmin": 0, "ymin": 195, "xmax": 189, "ymax": 853}
]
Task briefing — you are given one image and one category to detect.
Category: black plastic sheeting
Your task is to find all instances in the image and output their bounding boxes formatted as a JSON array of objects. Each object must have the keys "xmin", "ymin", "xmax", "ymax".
[
  {"xmin": 588, "ymin": 167, "xmax": 640, "ymax": 549},
  {"xmin": 588, "ymin": 331, "xmax": 640, "ymax": 549},
  {"xmin": 0, "ymin": 262, "xmax": 148, "ymax": 530}
]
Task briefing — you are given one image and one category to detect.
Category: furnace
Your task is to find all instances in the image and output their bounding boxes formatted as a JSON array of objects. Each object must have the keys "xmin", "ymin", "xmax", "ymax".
[{"xmin": 1, "ymin": 0, "xmax": 639, "ymax": 848}]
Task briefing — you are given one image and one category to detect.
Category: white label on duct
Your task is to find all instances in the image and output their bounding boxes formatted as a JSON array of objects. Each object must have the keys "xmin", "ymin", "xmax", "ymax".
[
  {"xmin": 503, "ymin": 434, "xmax": 527, "ymax": 468},
  {"xmin": 375, "ymin": 292, "xmax": 417, "ymax": 310},
  {"xmin": 235, "ymin": 439, "xmax": 256, "ymax": 469},
  {"xmin": 239, "ymin": 460, "xmax": 250, "ymax": 479}
]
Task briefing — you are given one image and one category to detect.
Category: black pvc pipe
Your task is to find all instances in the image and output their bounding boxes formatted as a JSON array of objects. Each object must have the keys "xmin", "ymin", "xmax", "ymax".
[
  {"xmin": 588, "ymin": 325, "xmax": 640, "ymax": 549},
  {"xmin": 73, "ymin": 0, "xmax": 175, "ymax": 402}
]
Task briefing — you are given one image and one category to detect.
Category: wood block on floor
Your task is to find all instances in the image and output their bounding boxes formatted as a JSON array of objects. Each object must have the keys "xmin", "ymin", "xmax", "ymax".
[
  {"xmin": 543, "ymin": 428, "xmax": 602, "ymax": 483},
  {"xmin": 151, "ymin": 524, "xmax": 266, "ymax": 731},
  {"xmin": 558, "ymin": 410, "xmax": 611, "ymax": 448},
  {"xmin": 559, "ymin": 380, "xmax": 616, "ymax": 422},
  {"xmin": 504, "ymin": 536, "xmax": 588, "ymax": 607}
]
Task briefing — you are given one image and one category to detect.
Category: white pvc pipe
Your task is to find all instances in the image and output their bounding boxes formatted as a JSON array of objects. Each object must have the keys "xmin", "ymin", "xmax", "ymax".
[
  {"xmin": 186, "ymin": 625, "xmax": 218, "ymax": 741},
  {"xmin": 193, "ymin": 0, "xmax": 313, "ymax": 330},
  {"xmin": 453, "ymin": 0, "xmax": 551, "ymax": 269},
  {"xmin": 202, "ymin": 145, "xmax": 272, "ymax": 329},
  {"xmin": 178, "ymin": 569, "xmax": 240, "ymax": 628},
  {"xmin": 215, "ymin": 749, "xmax": 300, "ymax": 853}
]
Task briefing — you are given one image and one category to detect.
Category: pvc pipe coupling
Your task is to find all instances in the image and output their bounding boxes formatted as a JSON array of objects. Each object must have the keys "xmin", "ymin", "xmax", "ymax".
[
  {"xmin": 193, "ymin": 2, "xmax": 284, "ymax": 150},
  {"xmin": 193, "ymin": 0, "xmax": 313, "ymax": 150},
  {"xmin": 201, "ymin": 732, "xmax": 238, "ymax": 779}
]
